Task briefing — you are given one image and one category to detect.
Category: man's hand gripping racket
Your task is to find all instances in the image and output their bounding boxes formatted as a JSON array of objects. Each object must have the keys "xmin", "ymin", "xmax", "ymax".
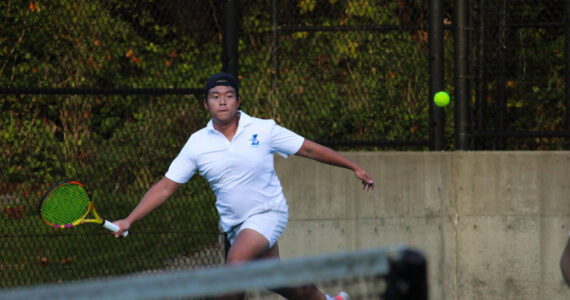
[{"xmin": 39, "ymin": 180, "xmax": 128, "ymax": 237}]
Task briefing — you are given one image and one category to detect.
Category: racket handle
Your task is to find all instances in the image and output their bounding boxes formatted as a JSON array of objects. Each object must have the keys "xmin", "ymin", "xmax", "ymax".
[{"xmin": 103, "ymin": 220, "xmax": 129, "ymax": 237}]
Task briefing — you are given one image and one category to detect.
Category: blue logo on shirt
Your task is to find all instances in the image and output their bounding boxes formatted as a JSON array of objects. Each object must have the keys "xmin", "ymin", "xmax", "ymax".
[{"xmin": 250, "ymin": 134, "xmax": 260, "ymax": 147}]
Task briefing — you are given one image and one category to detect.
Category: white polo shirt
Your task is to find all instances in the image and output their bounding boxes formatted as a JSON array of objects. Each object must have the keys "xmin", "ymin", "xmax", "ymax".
[{"xmin": 165, "ymin": 111, "xmax": 305, "ymax": 232}]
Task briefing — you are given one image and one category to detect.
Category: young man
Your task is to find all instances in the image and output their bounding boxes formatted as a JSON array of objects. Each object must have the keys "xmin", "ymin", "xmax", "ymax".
[{"xmin": 112, "ymin": 73, "xmax": 374, "ymax": 300}]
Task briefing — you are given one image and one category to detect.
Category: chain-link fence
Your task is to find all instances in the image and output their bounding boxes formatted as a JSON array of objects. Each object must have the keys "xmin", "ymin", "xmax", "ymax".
[
  {"xmin": 1, "ymin": 93, "xmax": 224, "ymax": 287},
  {"xmin": 1, "ymin": 0, "xmax": 225, "ymax": 287},
  {"xmin": 470, "ymin": 0, "xmax": 570, "ymax": 149},
  {"xmin": 2, "ymin": 0, "xmax": 570, "ymax": 289},
  {"xmin": 239, "ymin": 1, "xmax": 431, "ymax": 149}
]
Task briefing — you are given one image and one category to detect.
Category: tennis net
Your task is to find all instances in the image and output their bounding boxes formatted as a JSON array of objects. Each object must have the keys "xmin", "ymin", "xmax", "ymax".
[{"xmin": 0, "ymin": 246, "xmax": 427, "ymax": 300}]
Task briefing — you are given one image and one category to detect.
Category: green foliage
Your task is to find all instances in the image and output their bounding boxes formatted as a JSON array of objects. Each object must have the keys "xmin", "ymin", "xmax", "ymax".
[
  {"xmin": 240, "ymin": 0, "xmax": 430, "ymax": 147},
  {"xmin": 0, "ymin": 0, "xmax": 221, "ymax": 286}
]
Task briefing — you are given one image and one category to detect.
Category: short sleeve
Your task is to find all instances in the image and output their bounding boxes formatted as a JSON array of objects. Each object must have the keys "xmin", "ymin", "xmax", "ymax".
[
  {"xmin": 270, "ymin": 121, "xmax": 305, "ymax": 158},
  {"xmin": 165, "ymin": 139, "xmax": 198, "ymax": 184}
]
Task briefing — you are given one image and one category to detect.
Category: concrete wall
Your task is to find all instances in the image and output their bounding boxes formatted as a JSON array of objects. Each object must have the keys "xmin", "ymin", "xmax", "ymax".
[{"xmin": 274, "ymin": 151, "xmax": 570, "ymax": 300}]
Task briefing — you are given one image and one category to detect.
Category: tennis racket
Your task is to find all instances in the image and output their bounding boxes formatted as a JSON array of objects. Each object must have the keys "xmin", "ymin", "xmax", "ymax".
[{"xmin": 39, "ymin": 180, "xmax": 128, "ymax": 237}]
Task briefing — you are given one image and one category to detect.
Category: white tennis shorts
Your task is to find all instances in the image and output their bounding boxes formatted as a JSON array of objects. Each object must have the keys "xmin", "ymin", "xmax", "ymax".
[{"xmin": 226, "ymin": 209, "xmax": 288, "ymax": 248}]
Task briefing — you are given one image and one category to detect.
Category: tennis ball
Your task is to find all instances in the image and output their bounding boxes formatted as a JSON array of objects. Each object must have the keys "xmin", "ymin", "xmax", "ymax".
[{"xmin": 434, "ymin": 91, "xmax": 450, "ymax": 107}]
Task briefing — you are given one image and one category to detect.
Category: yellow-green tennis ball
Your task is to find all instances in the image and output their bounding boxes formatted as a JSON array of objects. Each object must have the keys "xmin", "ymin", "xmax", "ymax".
[{"xmin": 434, "ymin": 91, "xmax": 450, "ymax": 107}]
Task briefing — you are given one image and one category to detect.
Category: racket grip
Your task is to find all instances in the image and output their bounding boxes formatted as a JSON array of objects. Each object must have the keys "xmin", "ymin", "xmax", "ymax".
[{"xmin": 103, "ymin": 220, "xmax": 129, "ymax": 237}]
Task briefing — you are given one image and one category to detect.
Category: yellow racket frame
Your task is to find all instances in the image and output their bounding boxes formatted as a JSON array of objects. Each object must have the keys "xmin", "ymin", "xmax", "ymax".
[{"xmin": 40, "ymin": 181, "xmax": 127, "ymax": 236}]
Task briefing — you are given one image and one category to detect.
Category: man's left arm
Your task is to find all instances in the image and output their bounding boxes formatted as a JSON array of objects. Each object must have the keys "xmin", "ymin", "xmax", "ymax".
[{"xmin": 295, "ymin": 139, "xmax": 374, "ymax": 191}]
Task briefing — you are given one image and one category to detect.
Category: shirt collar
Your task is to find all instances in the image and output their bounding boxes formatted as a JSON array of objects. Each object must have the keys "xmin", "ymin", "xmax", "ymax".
[{"xmin": 206, "ymin": 110, "xmax": 252, "ymax": 133}]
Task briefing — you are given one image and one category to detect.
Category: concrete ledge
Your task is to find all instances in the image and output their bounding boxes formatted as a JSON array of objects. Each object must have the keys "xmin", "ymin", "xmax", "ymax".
[{"xmin": 275, "ymin": 151, "xmax": 570, "ymax": 300}]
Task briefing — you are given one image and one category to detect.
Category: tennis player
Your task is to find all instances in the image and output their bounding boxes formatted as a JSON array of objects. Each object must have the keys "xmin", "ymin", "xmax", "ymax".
[{"xmin": 113, "ymin": 73, "xmax": 374, "ymax": 300}]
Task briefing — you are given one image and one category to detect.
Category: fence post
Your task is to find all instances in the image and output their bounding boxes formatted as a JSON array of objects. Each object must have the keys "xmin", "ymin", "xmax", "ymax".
[
  {"xmin": 496, "ymin": 0, "xmax": 507, "ymax": 149},
  {"xmin": 474, "ymin": 0, "xmax": 486, "ymax": 149},
  {"xmin": 429, "ymin": 0, "xmax": 445, "ymax": 150},
  {"xmin": 566, "ymin": 0, "xmax": 570, "ymax": 149},
  {"xmin": 222, "ymin": 0, "xmax": 239, "ymax": 76},
  {"xmin": 455, "ymin": 0, "xmax": 470, "ymax": 150}
]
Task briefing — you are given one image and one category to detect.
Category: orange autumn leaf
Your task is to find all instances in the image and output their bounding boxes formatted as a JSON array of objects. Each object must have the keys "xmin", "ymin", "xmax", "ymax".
[
  {"xmin": 38, "ymin": 256, "xmax": 49, "ymax": 266},
  {"xmin": 126, "ymin": 49, "xmax": 140, "ymax": 64}
]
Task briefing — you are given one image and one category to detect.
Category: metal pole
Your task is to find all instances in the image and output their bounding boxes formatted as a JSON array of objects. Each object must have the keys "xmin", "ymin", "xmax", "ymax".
[
  {"xmin": 455, "ymin": 0, "xmax": 470, "ymax": 150},
  {"xmin": 496, "ymin": 0, "xmax": 507, "ymax": 149},
  {"xmin": 222, "ymin": 0, "xmax": 239, "ymax": 76},
  {"xmin": 429, "ymin": 0, "xmax": 445, "ymax": 150},
  {"xmin": 475, "ymin": 0, "xmax": 486, "ymax": 149},
  {"xmin": 566, "ymin": 0, "xmax": 570, "ymax": 149}
]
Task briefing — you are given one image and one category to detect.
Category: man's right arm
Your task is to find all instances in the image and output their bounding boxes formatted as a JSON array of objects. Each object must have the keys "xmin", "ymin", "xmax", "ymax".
[{"xmin": 112, "ymin": 177, "xmax": 182, "ymax": 237}]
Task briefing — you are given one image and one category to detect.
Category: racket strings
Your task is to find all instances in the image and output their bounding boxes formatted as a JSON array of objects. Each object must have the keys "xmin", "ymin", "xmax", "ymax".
[{"xmin": 40, "ymin": 184, "xmax": 91, "ymax": 226}]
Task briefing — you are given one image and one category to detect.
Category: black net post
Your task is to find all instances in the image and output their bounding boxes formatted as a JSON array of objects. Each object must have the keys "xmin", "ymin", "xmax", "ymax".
[{"xmin": 385, "ymin": 249, "xmax": 428, "ymax": 300}]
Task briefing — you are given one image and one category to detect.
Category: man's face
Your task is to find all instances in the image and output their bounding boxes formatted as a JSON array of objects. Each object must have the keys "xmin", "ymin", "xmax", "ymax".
[{"xmin": 204, "ymin": 85, "xmax": 240, "ymax": 124}]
